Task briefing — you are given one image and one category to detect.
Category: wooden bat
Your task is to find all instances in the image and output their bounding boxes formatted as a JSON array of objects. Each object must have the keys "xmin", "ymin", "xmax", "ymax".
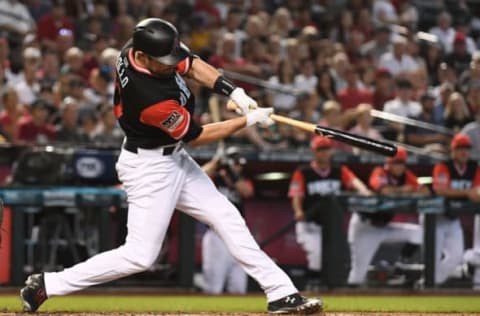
[{"xmin": 227, "ymin": 100, "xmax": 397, "ymax": 157}]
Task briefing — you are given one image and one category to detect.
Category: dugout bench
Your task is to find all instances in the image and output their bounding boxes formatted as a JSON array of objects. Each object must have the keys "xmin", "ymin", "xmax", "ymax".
[
  {"xmin": 322, "ymin": 195, "xmax": 480, "ymax": 288},
  {"xmin": 0, "ymin": 187, "xmax": 196, "ymax": 287}
]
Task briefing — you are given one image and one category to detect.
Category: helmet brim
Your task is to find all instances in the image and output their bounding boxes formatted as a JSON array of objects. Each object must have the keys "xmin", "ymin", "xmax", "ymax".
[{"xmin": 151, "ymin": 43, "xmax": 189, "ymax": 66}]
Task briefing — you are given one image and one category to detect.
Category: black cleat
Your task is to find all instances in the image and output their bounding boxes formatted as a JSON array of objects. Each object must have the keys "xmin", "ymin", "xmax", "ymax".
[
  {"xmin": 20, "ymin": 273, "xmax": 48, "ymax": 312},
  {"xmin": 268, "ymin": 293, "xmax": 323, "ymax": 314}
]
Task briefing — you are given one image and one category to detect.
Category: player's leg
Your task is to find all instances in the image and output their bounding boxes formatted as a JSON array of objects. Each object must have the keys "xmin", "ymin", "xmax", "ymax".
[
  {"xmin": 226, "ymin": 258, "xmax": 248, "ymax": 294},
  {"xmin": 437, "ymin": 219, "xmax": 464, "ymax": 284},
  {"xmin": 434, "ymin": 216, "xmax": 449, "ymax": 284},
  {"xmin": 295, "ymin": 222, "xmax": 322, "ymax": 271},
  {"xmin": 347, "ymin": 213, "xmax": 382, "ymax": 285},
  {"xmin": 202, "ymin": 229, "xmax": 229, "ymax": 294},
  {"xmin": 383, "ymin": 222, "xmax": 422, "ymax": 245},
  {"xmin": 295, "ymin": 222, "xmax": 322, "ymax": 289},
  {"xmin": 21, "ymin": 150, "xmax": 184, "ymax": 311},
  {"xmin": 176, "ymin": 156, "xmax": 321, "ymax": 313}
]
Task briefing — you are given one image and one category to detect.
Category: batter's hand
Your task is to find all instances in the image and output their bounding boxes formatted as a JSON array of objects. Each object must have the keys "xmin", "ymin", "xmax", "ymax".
[
  {"xmin": 230, "ymin": 87, "xmax": 258, "ymax": 115},
  {"xmin": 246, "ymin": 107, "xmax": 275, "ymax": 127}
]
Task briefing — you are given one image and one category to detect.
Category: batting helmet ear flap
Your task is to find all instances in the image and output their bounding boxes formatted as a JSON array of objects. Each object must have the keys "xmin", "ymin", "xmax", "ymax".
[{"xmin": 132, "ymin": 18, "xmax": 190, "ymax": 65}]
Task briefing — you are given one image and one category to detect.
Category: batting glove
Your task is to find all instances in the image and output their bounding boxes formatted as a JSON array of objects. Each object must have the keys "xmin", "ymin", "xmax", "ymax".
[
  {"xmin": 230, "ymin": 87, "xmax": 258, "ymax": 115},
  {"xmin": 246, "ymin": 107, "xmax": 275, "ymax": 127}
]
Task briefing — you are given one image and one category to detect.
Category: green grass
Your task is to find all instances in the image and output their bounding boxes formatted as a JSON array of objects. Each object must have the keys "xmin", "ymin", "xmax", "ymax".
[{"xmin": 1, "ymin": 295, "xmax": 480, "ymax": 313}]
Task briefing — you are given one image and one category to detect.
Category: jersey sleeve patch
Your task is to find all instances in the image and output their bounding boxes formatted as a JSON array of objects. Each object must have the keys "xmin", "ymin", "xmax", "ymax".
[{"xmin": 140, "ymin": 100, "xmax": 190, "ymax": 140}]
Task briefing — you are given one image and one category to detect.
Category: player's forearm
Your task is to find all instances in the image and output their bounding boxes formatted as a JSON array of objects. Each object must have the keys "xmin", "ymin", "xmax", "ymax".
[
  {"xmin": 187, "ymin": 58, "xmax": 221, "ymax": 89},
  {"xmin": 352, "ymin": 178, "xmax": 371, "ymax": 195},
  {"xmin": 188, "ymin": 117, "xmax": 246, "ymax": 147},
  {"xmin": 434, "ymin": 187, "xmax": 470, "ymax": 198}
]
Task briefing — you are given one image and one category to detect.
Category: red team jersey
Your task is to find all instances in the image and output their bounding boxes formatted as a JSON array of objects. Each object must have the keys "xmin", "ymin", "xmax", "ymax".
[
  {"xmin": 114, "ymin": 40, "xmax": 203, "ymax": 149},
  {"xmin": 369, "ymin": 167, "xmax": 420, "ymax": 192}
]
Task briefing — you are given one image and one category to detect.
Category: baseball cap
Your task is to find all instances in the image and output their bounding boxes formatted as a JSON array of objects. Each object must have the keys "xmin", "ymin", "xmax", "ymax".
[
  {"xmin": 451, "ymin": 133, "xmax": 472, "ymax": 149},
  {"xmin": 375, "ymin": 68, "xmax": 391, "ymax": 79},
  {"xmin": 454, "ymin": 32, "xmax": 466, "ymax": 45},
  {"xmin": 386, "ymin": 146, "xmax": 407, "ymax": 163},
  {"xmin": 310, "ymin": 136, "xmax": 333, "ymax": 150}
]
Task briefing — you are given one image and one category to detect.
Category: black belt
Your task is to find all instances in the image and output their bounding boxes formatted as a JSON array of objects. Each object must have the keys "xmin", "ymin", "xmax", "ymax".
[{"xmin": 123, "ymin": 140, "xmax": 181, "ymax": 155}]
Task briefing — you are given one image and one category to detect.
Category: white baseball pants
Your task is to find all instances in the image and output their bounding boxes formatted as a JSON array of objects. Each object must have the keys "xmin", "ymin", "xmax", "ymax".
[
  {"xmin": 435, "ymin": 215, "xmax": 464, "ymax": 284},
  {"xmin": 295, "ymin": 222, "xmax": 322, "ymax": 271},
  {"xmin": 202, "ymin": 229, "xmax": 247, "ymax": 294},
  {"xmin": 44, "ymin": 148, "xmax": 297, "ymax": 301},
  {"xmin": 347, "ymin": 213, "xmax": 422, "ymax": 285},
  {"xmin": 464, "ymin": 215, "xmax": 480, "ymax": 289}
]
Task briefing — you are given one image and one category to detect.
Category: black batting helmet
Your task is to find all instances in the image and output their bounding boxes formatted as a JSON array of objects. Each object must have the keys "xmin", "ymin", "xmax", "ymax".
[{"xmin": 132, "ymin": 18, "xmax": 189, "ymax": 66}]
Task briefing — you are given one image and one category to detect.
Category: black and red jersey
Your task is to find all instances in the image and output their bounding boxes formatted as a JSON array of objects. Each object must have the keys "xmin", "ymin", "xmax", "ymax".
[
  {"xmin": 433, "ymin": 160, "xmax": 480, "ymax": 191},
  {"xmin": 288, "ymin": 161, "xmax": 356, "ymax": 212},
  {"xmin": 113, "ymin": 39, "xmax": 203, "ymax": 148}
]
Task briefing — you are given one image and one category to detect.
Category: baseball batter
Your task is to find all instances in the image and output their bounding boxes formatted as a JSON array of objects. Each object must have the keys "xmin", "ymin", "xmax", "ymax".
[
  {"xmin": 20, "ymin": 18, "xmax": 321, "ymax": 314},
  {"xmin": 288, "ymin": 136, "xmax": 370, "ymax": 289},
  {"xmin": 432, "ymin": 133, "xmax": 480, "ymax": 285},
  {"xmin": 348, "ymin": 147, "xmax": 428, "ymax": 285}
]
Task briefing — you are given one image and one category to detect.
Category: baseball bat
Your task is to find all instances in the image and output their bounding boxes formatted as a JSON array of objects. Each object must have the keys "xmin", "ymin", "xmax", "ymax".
[{"xmin": 227, "ymin": 100, "xmax": 397, "ymax": 157}]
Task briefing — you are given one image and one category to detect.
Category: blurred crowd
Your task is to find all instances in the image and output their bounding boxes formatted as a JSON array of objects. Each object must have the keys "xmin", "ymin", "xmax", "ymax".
[{"xmin": 1, "ymin": 0, "xmax": 480, "ymax": 155}]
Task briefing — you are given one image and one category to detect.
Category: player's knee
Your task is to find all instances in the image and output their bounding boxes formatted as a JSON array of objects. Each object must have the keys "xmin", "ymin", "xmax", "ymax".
[{"xmin": 121, "ymin": 245, "xmax": 159, "ymax": 271}]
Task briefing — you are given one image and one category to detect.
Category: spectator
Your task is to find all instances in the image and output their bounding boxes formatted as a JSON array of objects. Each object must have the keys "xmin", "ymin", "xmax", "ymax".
[
  {"xmin": 294, "ymin": 58, "xmax": 318, "ymax": 95},
  {"xmin": 55, "ymin": 27, "xmax": 74, "ymax": 57},
  {"xmin": 84, "ymin": 65, "xmax": 114, "ymax": 108},
  {"xmin": 421, "ymin": 41, "xmax": 443, "ymax": 86},
  {"xmin": 13, "ymin": 47, "xmax": 41, "ymax": 106},
  {"xmin": 372, "ymin": 0, "xmax": 398, "ymax": 27},
  {"xmin": 336, "ymin": 65, "xmax": 373, "ymax": 111},
  {"xmin": 93, "ymin": 105, "xmax": 124, "ymax": 147},
  {"xmin": 266, "ymin": 59, "xmax": 297, "ymax": 113},
  {"xmin": 0, "ymin": 0, "xmax": 35, "ymax": 38},
  {"xmin": 372, "ymin": 68, "xmax": 395, "ymax": 110},
  {"xmin": 330, "ymin": 10, "xmax": 353, "ymax": 44},
  {"xmin": 329, "ymin": 52, "xmax": 350, "ymax": 91},
  {"xmin": 383, "ymin": 79, "xmax": 421, "ymax": 117},
  {"xmin": 429, "ymin": 11, "xmax": 455, "ymax": 52},
  {"xmin": 378, "ymin": 35, "xmax": 418, "ymax": 78},
  {"xmin": 36, "ymin": 0, "xmax": 73, "ymax": 50},
  {"xmin": 0, "ymin": 87, "xmax": 25, "ymax": 141},
  {"xmin": 459, "ymin": 52, "xmax": 480, "ymax": 94},
  {"xmin": 444, "ymin": 92, "xmax": 473, "ymax": 133},
  {"xmin": 405, "ymin": 92, "xmax": 449, "ymax": 150},
  {"xmin": 219, "ymin": 7, "xmax": 246, "ymax": 59},
  {"xmin": 55, "ymin": 96, "xmax": 88, "ymax": 143},
  {"xmin": 40, "ymin": 49, "xmax": 60, "ymax": 84},
  {"xmin": 348, "ymin": 147, "xmax": 428, "ymax": 286},
  {"xmin": 17, "ymin": 98, "xmax": 56, "ymax": 144},
  {"xmin": 461, "ymin": 110, "xmax": 480, "ymax": 160},
  {"xmin": 444, "ymin": 32, "xmax": 472, "ymax": 75},
  {"xmin": 61, "ymin": 47, "xmax": 88, "ymax": 80},
  {"xmin": 466, "ymin": 82, "xmax": 480, "ymax": 115},
  {"xmin": 315, "ymin": 70, "xmax": 336, "ymax": 106},
  {"xmin": 348, "ymin": 103, "xmax": 383, "ymax": 156},
  {"xmin": 360, "ymin": 25, "xmax": 391, "ymax": 64},
  {"xmin": 432, "ymin": 134, "xmax": 480, "ymax": 285},
  {"xmin": 269, "ymin": 7, "xmax": 293, "ymax": 38}
]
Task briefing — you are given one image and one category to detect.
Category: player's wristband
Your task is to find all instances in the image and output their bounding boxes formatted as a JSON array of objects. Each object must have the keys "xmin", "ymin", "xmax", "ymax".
[{"xmin": 213, "ymin": 76, "xmax": 236, "ymax": 96}]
